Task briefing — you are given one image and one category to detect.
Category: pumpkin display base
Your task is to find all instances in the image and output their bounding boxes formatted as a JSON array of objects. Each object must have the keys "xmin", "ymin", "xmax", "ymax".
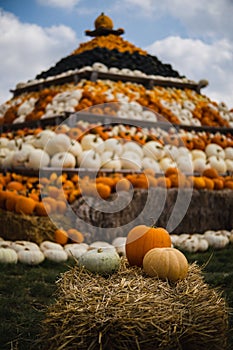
[
  {"xmin": 39, "ymin": 260, "xmax": 229, "ymax": 350},
  {"xmin": 72, "ymin": 188, "xmax": 233, "ymax": 243},
  {"xmin": 0, "ymin": 208, "xmax": 74, "ymax": 244}
]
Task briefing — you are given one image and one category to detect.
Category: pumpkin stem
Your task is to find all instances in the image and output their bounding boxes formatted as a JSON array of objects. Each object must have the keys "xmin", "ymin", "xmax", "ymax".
[
  {"xmin": 97, "ymin": 248, "xmax": 103, "ymax": 253},
  {"xmin": 150, "ymin": 218, "xmax": 157, "ymax": 228}
]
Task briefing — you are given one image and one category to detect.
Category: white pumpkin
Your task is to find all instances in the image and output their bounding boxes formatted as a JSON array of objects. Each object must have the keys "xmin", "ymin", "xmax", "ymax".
[
  {"xmin": 18, "ymin": 248, "xmax": 45, "ymax": 265},
  {"xmin": 81, "ymin": 134, "xmax": 105, "ymax": 153},
  {"xmin": 33, "ymin": 130, "xmax": 56, "ymax": 149},
  {"xmin": 123, "ymin": 141, "xmax": 144, "ymax": 159},
  {"xmin": 193, "ymin": 158, "xmax": 207, "ymax": 173},
  {"xmin": 100, "ymin": 151, "xmax": 122, "ymax": 170},
  {"xmin": 0, "ymin": 137, "xmax": 9, "ymax": 148},
  {"xmin": 0, "ymin": 240, "xmax": 12, "ymax": 248},
  {"xmin": 178, "ymin": 235, "xmax": 199, "ymax": 253},
  {"xmin": 176, "ymin": 155, "xmax": 193, "ymax": 173},
  {"xmin": 197, "ymin": 238, "xmax": 209, "ymax": 252},
  {"xmin": 25, "ymin": 149, "xmax": 50, "ymax": 169},
  {"xmin": 169, "ymin": 234, "xmax": 180, "ymax": 246},
  {"xmin": 45, "ymin": 134, "xmax": 72, "ymax": 156},
  {"xmin": 191, "ymin": 150, "xmax": 206, "ymax": 161},
  {"xmin": 112, "ymin": 236, "xmax": 126, "ymax": 256},
  {"xmin": 11, "ymin": 144, "xmax": 35, "ymax": 167},
  {"xmin": 50, "ymin": 152, "xmax": 76, "ymax": 168},
  {"xmin": 207, "ymin": 156, "xmax": 227, "ymax": 174},
  {"xmin": 78, "ymin": 247, "xmax": 121, "ymax": 275},
  {"xmin": 89, "ymin": 241, "xmax": 116, "ymax": 252},
  {"xmin": 224, "ymin": 147, "xmax": 233, "ymax": 160},
  {"xmin": 44, "ymin": 249, "xmax": 68, "ymax": 263},
  {"xmin": 78, "ymin": 149, "xmax": 101, "ymax": 169},
  {"xmin": 142, "ymin": 157, "xmax": 161, "ymax": 172},
  {"xmin": 164, "ymin": 145, "xmax": 179, "ymax": 160},
  {"xmin": 92, "ymin": 62, "xmax": 108, "ymax": 72},
  {"xmin": 104, "ymin": 138, "xmax": 123, "ymax": 155},
  {"xmin": 64, "ymin": 243, "xmax": 89, "ymax": 259},
  {"xmin": 204, "ymin": 231, "xmax": 229, "ymax": 249},
  {"xmin": 121, "ymin": 151, "xmax": 142, "ymax": 170},
  {"xmin": 225, "ymin": 159, "xmax": 233, "ymax": 172},
  {"xmin": 69, "ymin": 140, "xmax": 83, "ymax": 157},
  {"xmin": 0, "ymin": 247, "xmax": 18, "ymax": 264},
  {"xmin": 0, "ymin": 148, "xmax": 12, "ymax": 165},
  {"xmin": 142, "ymin": 141, "xmax": 165, "ymax": 161},
  {"xmin": 40, "ymin": 241, "xmax": 64, "ymax": 252},
  {"xmin": 205, "ymin": 143, "xmax": 225, "ymax": 159},
  {"xmin": 11, "ymin": 241, "xmax": 40, "ymax": 252},
  {"xmin": 159, "ymin": 157, "xmax": 176, "ymax": 172}
]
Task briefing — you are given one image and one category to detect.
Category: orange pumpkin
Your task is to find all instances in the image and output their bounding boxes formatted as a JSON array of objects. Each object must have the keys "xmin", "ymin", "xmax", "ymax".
[
  {"xmin": 35, "ymin": 201, "xmax": 51, "ymax": 216},
  {"xmin": 15, "ymin": 196, "xmax": 36, "ymax": 215},
  {"xmin": 67, "ymin": 228, "xmax": 84, "ymax": 243},
  {"xmin": 54, "ymin": 228, "xmax": 68, "ymax": 245},
  {"xmin": 126, "ymin": 225, "xmax": 172, "ymax": 266}
]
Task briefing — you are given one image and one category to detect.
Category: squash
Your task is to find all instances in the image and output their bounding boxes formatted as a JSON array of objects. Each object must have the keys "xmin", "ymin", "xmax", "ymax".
[
  {"xmin": 43, "ymin": 249, "xmax": 68, "ymax": 263},
  {"xmin": 78, "ymin": 248, "xmax": 120, "ymax": 275},
  {"xmin": 126, "ymin": 225, "xmax": 172, "ymax": 266},
  {"xmin": 0, "ymin": 247, "xmax": 18, "ymax": 264},
  {"xmin": 17, "ymin": 248, "xmax": 45, "ymax": 265},
  {"xmin": 143, "ymin": 247, "xmax": 189, "ymax": 282}
]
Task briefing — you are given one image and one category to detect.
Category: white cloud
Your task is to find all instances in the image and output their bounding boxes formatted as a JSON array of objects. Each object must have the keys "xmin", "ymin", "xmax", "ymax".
[
  {"xmin": 121, "ymin": 0, "xmax": 233, "ymax": 41},
  {"xmin": 37, "ymin": 0, "xmax": 80, "ymax": 9},
  {"xmin": 0, "ymin": 10, "xmax": 79, "ymax": 104},
  {"xmin": 146, "ymin": 36, "xmax": 233, "ymax": 108}
]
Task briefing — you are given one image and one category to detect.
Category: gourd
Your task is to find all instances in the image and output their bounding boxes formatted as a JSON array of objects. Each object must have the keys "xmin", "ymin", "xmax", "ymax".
[
  {"xmin": 40, "ymin": 240, "xmax": 64, "ymax": 252},
  {"xmin": 64, "ymin": 243, "xmax": 88, "ymax": 259},
  {"xmin": 50, "ymin": 152, "xmax": 76, "ymax": 168},
  {"xmin": 205, "ymin": 143, "xmax": 225, "ymax": 159},
  {"xmin": 11, "ymin": 240, "xmax": 40, "ymax": 252},
  {"xmin": 203, "ymin": 231, "xmax": 229, "ymax": 249},
  {"xmin": 178, "ymin": 235, "xmax": 199, "ymax": 253},
  {"xmin": 17, "ymin": 248, "xmax": 44, "ymax": 265},
  {"xmin": 81, "ymin": 134, "xmax": 105, "ymax": 153},
  {"xmin": 78, "ymin": 248, "xmax": 120, "ymax": 275},
  {"xmin": 78, "ymin": 150, "xmax": 101, "ymax": 169},
  {"xmin": 112, "ymin": 236, "xmax": 126, "ymax": 256},
  {"xmin": 0, "ymin": 247, "xmax": 18, "ymax": 264},
  {"xmin": 89, "ymin": 241, "xmax": 115, "ymax": 252},
  {"xmin": 142, "ymin": 247, "xmax": 189, "ymax": 282},
  {"xmin": 45, "ymin": 134, "xmax": 72, "ymax": 156},
  {"xmin": 142, "ymin": 141, "xmax": 165, "ymax": 161},
  {"xmin": 25, "ymin": 149, "xmax": 50, "ymax": 169},
  {"xmin": 126, "ymin": 225, "xmax": 172, "ymax": 266},
  {"xmin": 121, "ymin": 151, "xmax": 142, "ymax": 170},
  {"xmin": 43, "ymin": 249, "xmax": 68, "ymax": 263},
  {"xmin": 104, "ymin": 138, "xmax": 123, "ymax": 155},
  {"xmin": 100, "ymin": 151, "xmax": 122, "ymax": 170}
]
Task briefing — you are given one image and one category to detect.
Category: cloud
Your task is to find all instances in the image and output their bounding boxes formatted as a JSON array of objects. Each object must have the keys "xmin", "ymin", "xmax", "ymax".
[
  {"xmin": 146, "ymin": 36, "xmax": 233, "ymax": 108},
  {"xmin": 121, "ymin": 0, "xmax": 233, "ymax": 41},
  {"xmin": 37, "ymin": 0, "xmax": 80, "ymax": 9},
  {"xmin": 0, "ymin": 10, "xmax": 79, "ymax": 104}
]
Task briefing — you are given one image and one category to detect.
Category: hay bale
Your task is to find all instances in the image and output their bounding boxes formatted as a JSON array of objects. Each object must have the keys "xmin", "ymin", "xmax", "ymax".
[
  {"xmin": 0, "ymin": 208, "xmax": 74, "ymax": 243},
  {"xmin": 39, "ymin": 260, "xmax": 229, "ymax": 350}
]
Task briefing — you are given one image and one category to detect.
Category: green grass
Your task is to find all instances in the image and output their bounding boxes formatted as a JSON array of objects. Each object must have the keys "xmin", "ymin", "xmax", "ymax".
[{"xmin": 0, "ymin": 247, "xmax": 233, "ymax": 350}]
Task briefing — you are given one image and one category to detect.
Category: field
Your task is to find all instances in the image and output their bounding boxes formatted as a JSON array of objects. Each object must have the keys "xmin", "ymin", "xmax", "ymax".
[{"xmin": 1, "ymin": 246, "xmax": 233, "ymax": 350}]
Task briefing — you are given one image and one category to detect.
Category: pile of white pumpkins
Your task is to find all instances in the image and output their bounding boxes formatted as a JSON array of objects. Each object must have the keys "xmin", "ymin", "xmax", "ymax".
[
  {"xmin": 0, "ymin": 123, "xmax": 233, "ymax": 174},
  {"xmin": 0, "ymin": 229, "xmax": 233, "ymax": 265}
]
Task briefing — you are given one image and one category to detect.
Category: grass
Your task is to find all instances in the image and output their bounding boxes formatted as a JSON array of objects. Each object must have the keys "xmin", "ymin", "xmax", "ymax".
[{"xmin": 0, "ymin": 247, "xmax": 233, "ymax": 350}]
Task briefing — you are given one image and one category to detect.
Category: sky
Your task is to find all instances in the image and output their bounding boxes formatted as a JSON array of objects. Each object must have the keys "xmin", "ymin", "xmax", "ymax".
[{"xmin": 0, "ymin": 0, "xmax": 233, "ymax": 108}]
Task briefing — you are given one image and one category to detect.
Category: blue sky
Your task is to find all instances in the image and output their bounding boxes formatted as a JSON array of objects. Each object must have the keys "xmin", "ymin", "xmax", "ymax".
[{"xmin": 0, "ymin": 0, "xmax": 233, "ymax": 108}]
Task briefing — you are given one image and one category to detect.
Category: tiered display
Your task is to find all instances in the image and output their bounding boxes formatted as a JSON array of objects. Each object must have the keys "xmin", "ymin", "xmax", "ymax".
[{"xmin": 0, "ymin": 13, "xmax": 232, "ymax": 247}]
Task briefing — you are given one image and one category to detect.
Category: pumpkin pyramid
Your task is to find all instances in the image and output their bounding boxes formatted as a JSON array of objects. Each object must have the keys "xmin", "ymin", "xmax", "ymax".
[{"xmin": 0, "ymin": 13, "xmax": 232, "ymax": 129}]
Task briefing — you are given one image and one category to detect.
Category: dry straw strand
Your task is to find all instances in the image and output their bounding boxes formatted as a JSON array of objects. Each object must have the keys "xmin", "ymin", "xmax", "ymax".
[{"xmin": 38, "ymin": 260, "xmax": 229, "ymax": 350}]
